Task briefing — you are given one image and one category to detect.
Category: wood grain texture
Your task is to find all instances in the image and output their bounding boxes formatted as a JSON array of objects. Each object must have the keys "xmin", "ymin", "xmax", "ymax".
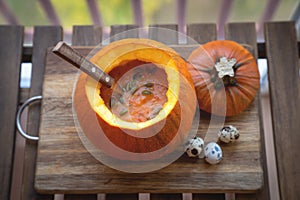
[
  {"xmin": 72, "ymin": 25, "xmax": 102, "ymax": 46},
  {"xmin": 19, "ymin": 88, "xmax": 30, "ymax": 104},
  {"xmin": 148, "ymin": 24, "xmax": 178, "ymax": 45},
  {"xmin": 184, "ymin": 23, "xmax": 227, "ymax": 200},
  {"xmin": 187, "ymin": 23, "xmax": 217, "ymax": 44},
  {"xmin": 265, "ymin": 22, "xmax": 300, "ymax": 200},
  {"xmin": 0, "ymin": 25, "xmax": 23, "ymax": 200},
  {"xmin": 110, "ymin": 25, "xmax": 139, "ymax": 42},
  {"xmin": 22, "ymin": 26, "xmax": 62, "ymax": 200},
  {"xmin": 225, "ymin": 23, "xmax": 269, "ymax": 200},
  {"xmin": 62, "ymin": 25, "xmax": 102, "ymax": 200},
  {"xmin": 35, "ymin": 44, "xmax": 263, "ymax": 194}
]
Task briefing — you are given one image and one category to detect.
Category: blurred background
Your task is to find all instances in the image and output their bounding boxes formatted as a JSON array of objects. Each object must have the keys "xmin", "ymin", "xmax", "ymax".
[
  {"xmin": 0, "ymin": 0, "xmax": 299, "ymax": 43},
  {"xmin": 0, "ymin": 0, "xmax": 297, "ymax": 25},
  {"xmin": 1, "ymin": 0, "xmax": 299, "ymax": 90}
]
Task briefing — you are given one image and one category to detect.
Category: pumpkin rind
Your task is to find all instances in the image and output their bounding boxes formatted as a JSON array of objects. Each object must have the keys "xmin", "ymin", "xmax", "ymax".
[
  {"xmin": 73, "ymin": 38, "xmax": 197, "ymax": 160},
  {"xmin": 188, "ymin": 40, "xmax": 260, "ymax": 116}
]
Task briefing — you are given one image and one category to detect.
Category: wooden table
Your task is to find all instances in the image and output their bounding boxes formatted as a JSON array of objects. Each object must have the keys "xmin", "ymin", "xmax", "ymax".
[{"xmin": 2, "ymin": 22, "xmax": 300, "ymax": 200}]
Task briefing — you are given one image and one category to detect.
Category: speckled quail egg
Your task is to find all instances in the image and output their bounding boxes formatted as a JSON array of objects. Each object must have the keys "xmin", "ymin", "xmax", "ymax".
[
  {"xmin": 185, "ymin": 137, "xmax": 204, "ymax": 158},
  {"xmin": 218, "ymin": 125, "xmax": 239, "ymax": 143},
  {"xmin": 204, "ymin": 142, "xmax": 222, "ymax": 164}
]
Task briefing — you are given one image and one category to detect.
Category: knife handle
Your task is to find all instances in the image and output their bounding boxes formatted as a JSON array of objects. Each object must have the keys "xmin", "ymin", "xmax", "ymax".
[{"xmin": 52, "ymin": 41, "xmax": 114, "ymax": 88}]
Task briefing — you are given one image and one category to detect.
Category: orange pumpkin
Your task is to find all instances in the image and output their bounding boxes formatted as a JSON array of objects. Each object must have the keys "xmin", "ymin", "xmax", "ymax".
[
  {"xmin": 73, "ymin": 38, "xmax": 197, "ymax": 160},
  {"xmin": 188, "ymin": 40, "xmax": 260, "ymax": 116}
]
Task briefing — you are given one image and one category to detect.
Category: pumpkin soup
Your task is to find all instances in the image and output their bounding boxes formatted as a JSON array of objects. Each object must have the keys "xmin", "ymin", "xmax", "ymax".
[{"xmin": 100, "ymin": 60, "xmax": 168, "ymax": 122}]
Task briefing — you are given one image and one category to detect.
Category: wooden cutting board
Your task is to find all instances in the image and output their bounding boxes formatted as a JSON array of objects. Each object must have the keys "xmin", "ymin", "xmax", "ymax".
[{"xmin": 35, "ymin": 46, "xmax": 263, "ymax": 194}]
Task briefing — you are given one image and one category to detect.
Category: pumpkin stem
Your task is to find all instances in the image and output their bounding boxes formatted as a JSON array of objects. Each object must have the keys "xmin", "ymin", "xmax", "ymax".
[
  {"xmin": 214, "ymin": 75, "xmax": 237, "ymax": 89},
  {"xmin": 223, "ymin": 76, "xmax": 237, "ymax": 86},
  {"xmin": 213, "ymin": 56, "xmax": 238, "ymax": 89},
  {"xmin": 215, "ymin": 56, "xmax": 236, "ymax": 78}
]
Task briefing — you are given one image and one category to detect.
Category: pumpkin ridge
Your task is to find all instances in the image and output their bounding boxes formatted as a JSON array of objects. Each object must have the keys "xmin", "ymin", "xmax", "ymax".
[
  {"xmin": 233, "ymin": 84, "xmax": 255, "ymax": 107},
  {"xmin": 227, "ymin": 45, "xmax": 239, "ymax": 60},
  {"xmin": 234, "ymin": 73, "xmax": 260, "ymax": 79},
  {"xmin": 233, "ymin": 46, "xmax": 248, "ymax": 59},
  {"xmin": 165, "ymin": 106, "xmax": 181, "ymax": 143},
  {"xmin": 225, "ymin": 87, "xmax": 239, "ymax": 116},
  {"xmin": 235, "ymin": 73, "xmax": 259, "ymax": 81},
  {"xmin": 207, "ymin": 45, "xmax": 219, "ymax": 64},
  {"xmin": 235, "ymin": 76, "xmax": 260, "ymax": 90},
  {"xmin": 234, "ymin": 48, "xmax": 252, "ymax": 58},
  {"xmin": 193, "ymin": 75, "xmax": 210, "ymax": 88},
  {"xmin": 199, "ymin": 84, "xmax": 216, "ymax": 113},
  {"xmin": 234, "ymin": 60, "xmax": 251, "ymax": 70},
  {"xmin": 235, "ymin": 79, "xmax": 260, "ymax": 97},
  {"xmin": 189, "ymin": 62, "xmax": 214, "ymax": 72}
]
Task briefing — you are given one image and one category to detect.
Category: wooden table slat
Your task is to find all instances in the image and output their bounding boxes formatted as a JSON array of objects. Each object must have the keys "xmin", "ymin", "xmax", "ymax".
[
  {"xmin": 61, "ymin": 25, "xmax": 103, "ymax": 200},
  {"xmin": 265, "ymin": 21, "xmax": 300, "ymax": 200},
  {"xmin": 0, "ymin": 25, "xmax": 23, "ymax": 200},
  {"xmin": 186, "ymin": 23, "xmax": 217, "ymax": 44},
  {"xmin": 110, "ymin": 24, "xmax": 139, "ymax": 42},
  {"xmin": 225, "ymin": 22, "xmax": 268, "ymax": 200},
  {"xmin": 148, "ymin": 24, "xmax": 178, "ymax": 45},
  {"xmin": 72, "ymin": 25, "xmax": 102, "ymax": 46},
  {"xmin": 22, "ymin": 26, "xmax": 63, "ymax": 200},
  {"xmin": 19, "ymin": 88, "xmax": 30, "ymax": 104},
  {"xmin": 184, "ymin": 23, "xmax": 226, "ymax": 200},
  {"xmin": 186, "ymin": 23, "xmax": 263, "ymax": 199}
]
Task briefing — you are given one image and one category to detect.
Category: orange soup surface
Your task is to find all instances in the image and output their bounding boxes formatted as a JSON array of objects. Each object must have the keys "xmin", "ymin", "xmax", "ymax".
[{"xmin": 100, "ymin": 60, "xmax": 168, "ymax": 122}]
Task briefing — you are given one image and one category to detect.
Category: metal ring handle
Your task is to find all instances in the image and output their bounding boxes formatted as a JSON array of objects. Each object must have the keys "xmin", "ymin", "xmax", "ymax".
[{"xmin": 16, "ymin": 95, "xmax": 42, "ymax": 141}]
